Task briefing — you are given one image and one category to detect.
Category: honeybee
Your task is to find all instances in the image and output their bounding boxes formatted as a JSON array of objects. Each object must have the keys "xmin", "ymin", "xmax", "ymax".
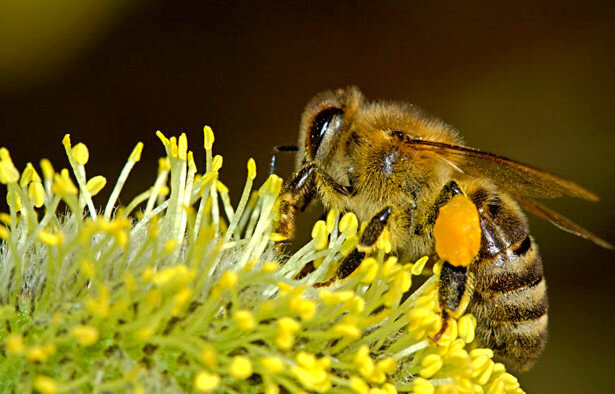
[{"xmin": 273, "ymin": 87, "xmax": 613, "ymax": 371}]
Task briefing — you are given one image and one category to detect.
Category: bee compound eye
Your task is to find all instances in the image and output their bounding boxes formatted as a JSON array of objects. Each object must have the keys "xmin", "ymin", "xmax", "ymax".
[{"xmin": 308, "ymin": 107, "xmax": 344, "ymax": 158}]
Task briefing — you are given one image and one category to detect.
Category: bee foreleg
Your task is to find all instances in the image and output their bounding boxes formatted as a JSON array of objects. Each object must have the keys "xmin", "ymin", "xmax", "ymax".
[
  {"xmin": 277, "ymin": 165, "xmax": 318, "ymax": 242},
  {"xmin": 277, "ymin": 162, "xmax": 354, "ymax": 246},
  {"xmin": 309, "ymin": 163, "xmax": 355, "ymax": 196},
  {"xmin": 315, "ymin": 207, "xmax": 392, "ymax": 287}
]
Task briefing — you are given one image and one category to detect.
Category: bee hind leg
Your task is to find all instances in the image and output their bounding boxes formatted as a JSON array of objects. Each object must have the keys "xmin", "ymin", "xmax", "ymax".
[
  {"xmin": 431, "ymin": 311, "xmax": 450, "ymax": 343},
  {"xmin": 314, "ymin": 206, "xmax": 392, "ymax": 287},
  {"xmin": 432, "ymin": 261, "xmax": 472, "ymax": 343}
]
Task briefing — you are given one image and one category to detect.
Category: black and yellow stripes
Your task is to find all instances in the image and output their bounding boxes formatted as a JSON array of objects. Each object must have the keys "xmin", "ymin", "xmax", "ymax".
[{"xmin": 463, "ymin": 183, "xmax": 548, "ymax": 371}]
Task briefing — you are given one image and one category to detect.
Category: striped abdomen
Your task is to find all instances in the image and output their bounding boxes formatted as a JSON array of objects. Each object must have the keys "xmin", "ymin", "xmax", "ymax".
[{"xmin": 467, "ymin": 187, "xmax": 548, "ymax": 371}]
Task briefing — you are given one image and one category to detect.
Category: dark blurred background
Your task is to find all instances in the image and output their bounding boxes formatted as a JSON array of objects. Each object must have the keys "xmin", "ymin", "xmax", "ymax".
[{"xmin": 1, "ymin": 1, "xmax": 614, "ymax": 392}]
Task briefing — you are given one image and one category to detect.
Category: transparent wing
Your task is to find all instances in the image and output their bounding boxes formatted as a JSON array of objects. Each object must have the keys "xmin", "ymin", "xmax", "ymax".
[
  {"xmin": 402, "ymin": 138, "xmax": 598, "ymax": 201},
  {"xmin": 513, "ymin": 195, "xmax": 614, "ymax": 250}
]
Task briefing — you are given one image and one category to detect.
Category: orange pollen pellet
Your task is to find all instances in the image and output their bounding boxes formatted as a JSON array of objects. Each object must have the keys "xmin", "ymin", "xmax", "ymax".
[{"xmin": 433, "ymin": 194, "xmax": 482, "ymax": 267}]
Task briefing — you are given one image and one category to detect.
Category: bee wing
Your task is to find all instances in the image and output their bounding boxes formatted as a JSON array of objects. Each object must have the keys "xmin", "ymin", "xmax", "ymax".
[
  {"xmin": 403, "ymin": 138, "xmax": 599, "ymax": 201},
  {"xmin": 401, "ymin": 138, "xmax": 612, "ymax": 249},
  {"xmin": 513, "ymin": 195, "xmax": 614, "ymax": 250}
]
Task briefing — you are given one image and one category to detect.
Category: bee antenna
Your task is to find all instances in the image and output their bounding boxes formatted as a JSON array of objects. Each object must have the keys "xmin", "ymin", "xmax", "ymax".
[{"xmin": 269, "ymin": 145, "xmax": 299, "ymax": 175}]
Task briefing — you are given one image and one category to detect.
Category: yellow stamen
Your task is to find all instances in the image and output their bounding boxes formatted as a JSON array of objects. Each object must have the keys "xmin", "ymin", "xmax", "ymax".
[
  {"xmin": 458, "ymin": 314, "xmax": 477, "ymax": 343},
  {"xmin": 0, "ymin": 160, "xmax": 19, "ymax": 184},
  {"xmin": 261, "ymin": 356, "xmax": 285, "ymax": 374},
  {"xmin": 203, "ymin": 125, "xmax": 215, "ymax": 150},
  {"xmin": 333, "ymin": 323, "xmax": 361, "ymax": 339},
  {"xmin": 200, "ymin": 345, "xmax": 217, "ymax": 367},
  {"xmin": 72, "ymin": 143, "xmax": 89, "ymax": 165},
  {"xmin": 28, "ymin": 181, "xmax": 45, "ymax": 207},
  {"xmin": 5, "ymin": 334, "xmax": 24, "ymax": 355},
  {"xmin": 311, "ymin": 220, "xmax": 328, "ymax": 250},
  {"xmin": 129, "ymin": 142, "xmax": 144, "ymax": 162},
  {"xmin": 219, "ymin": 271, "xmax": 238, "ymax": 289},
  {"xmin": 86, "ymin": 176, "xmax": 107, "ymax": 196},
  {"xmin": 261, "ymin": 261, "xmax": 279, "ymax": 273},
  {"xmin": 194, "ymin": 371, "xmax": 220, "ymax": 392},
  {"xmin": 0, "ymin": 225, "xmax": 10, "ymax": 241},
  {"xmin": 37, "ymin": 231, "xmax": 64, "ymax": 247},
  {"xmin": 70, "ymin": 325, "xmax": 99, "ymax": 347},
  {"xmin": 419, "ymin": 354, "xmax": 443, "ymax": 378},
  {"xmin": 358, "ymin": 257, "xmax": 378, "ymax": 283},
  {"xmin": 33, "ymin": 376, "xmax": 57, "ymax": 394},
  {"xmin": 413, "ymin": 377, "xmax": 434, "ymax": 394},
  {"xmin": 233, "ymin": 310, "xmax": 256, "ymax": 331},
  {"xmin": 410, "ymin": 256, "xmax": 429, "ymax": 275},
  {"xmin": 247, "ymin": 158, "xmax": 256, "ymax": 180},
  {"xmin": 350, "ymin": 376, "xmax": 369, "ymax": 394},
  {"xmin": 40, "ymin": 159, "xmax": 54, "ymax": 180},
  {"xmin": 212, "ymin": 155, "xmax": 223, "ymax": 172},
  {"xmin": 178, "ymin": 133, "xmax": 188, "ymax": 161},
  {"xmin": 156, "ymin": 130, "xmax": 169, "ymax": 146},
  {"xmin": 20, "ymin": 163, "xmax": 33, "ymax": 187},
  {"xmin": 229, "ymin": 355, "xmax": 252, "ymax": 379},
  {"xmin": 0, "ymin": 148, "xmax": 13, "ymax": 163},
  {"xmin": 269, "ymin": 233, "xmax": 288, "ymax": 242},
  {"xmin": 326, "ymin": 209, "xmax": 339, "ymax": 233}
]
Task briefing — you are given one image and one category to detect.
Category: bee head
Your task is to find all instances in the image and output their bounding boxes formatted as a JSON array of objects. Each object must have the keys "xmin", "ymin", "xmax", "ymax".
[{"xmin": 296, "ymin": 87, "xmax": 363, "ymax": 169}]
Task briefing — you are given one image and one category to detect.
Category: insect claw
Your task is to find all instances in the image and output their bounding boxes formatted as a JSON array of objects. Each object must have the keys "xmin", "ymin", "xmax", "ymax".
[
  {"xmin": 430, "ymin": 315, "xmax": 449, "ymax": 344},
  {"xmin": 314, "ymin": 277, "xmax": 337, "ymax": 288}
]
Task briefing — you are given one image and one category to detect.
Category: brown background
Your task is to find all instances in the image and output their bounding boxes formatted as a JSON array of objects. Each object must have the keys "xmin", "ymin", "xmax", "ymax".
[{"xmin": 1, "ymin": 1, "xmax": 614, "ymax": 392}]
